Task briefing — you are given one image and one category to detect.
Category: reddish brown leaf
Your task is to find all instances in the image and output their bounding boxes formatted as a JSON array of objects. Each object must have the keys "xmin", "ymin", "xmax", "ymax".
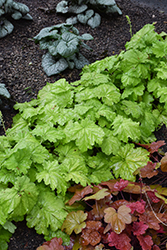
[
  {"xmin": 132, "ymin": 221, "xmax": 148, "ymax": 236},
  {"xmin": 139, "ymin": 211, "xmax": 163, "ymax": 230},
  {"xmin": 148, "ymin": 141, "xmax": 166, "ymax": 153},
  {"xmin": 136, "ymin": 141, "xmax": 165, "ymax": 153},
  {"xmin": 140, "ymin": 162, "xmax": 158, "ymax": 179},
  {"xmin": 126, "ymin": 200, "xmax": 146, "ymax": 214},
  {"xmin": 107, "ymin": 232, "xmax": 132, "ymax": 250},
  {"xmin": 68, "ymin": 184, "xmax": 83, "ymax": 192},
  {"xmin": 113, "ymin": 179, "xmax": 129, "ymax": 191},
  {"xmin": 81, "ymin": 228, "xmax": 101, "ymax": 246},
  {"xmin": 37, "ymin": 237, "xmax": 64, "ymax": 250},
  {"xmin": 67, "ymin": 186, "xmax": 93, "ymax": 205},
  {"xmin": 100, "ymin": 179, "xmax": 118, "ymax": 192},
  {"xmin": 86, "ymin": 221, "xmax": 102, "ymax": 230},
  {"xmin": 137, "ymin": 235, "xmax": 153, "ymax": 250},
  {"xmin": 160, "ymin": 152, "xmax": 167, "ymax": 172},
  {"xmin": 104, "ymin": 205, "xmax": 132, "ymax": 234},
  {"xmin": 146, "ymin": 191, "xmax": 161, "ymax": 203}
]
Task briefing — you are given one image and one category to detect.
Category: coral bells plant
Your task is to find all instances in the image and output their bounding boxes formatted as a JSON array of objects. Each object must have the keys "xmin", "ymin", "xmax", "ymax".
[{"xmin": 38, "ymin": 177, "xmax": 167, "ymax": 250}]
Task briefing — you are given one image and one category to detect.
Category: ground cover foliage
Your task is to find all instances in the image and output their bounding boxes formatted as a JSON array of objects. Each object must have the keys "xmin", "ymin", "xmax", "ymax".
[{"xmin": 1, "ymin": 22, "xmax": 167, "ymax": 249}]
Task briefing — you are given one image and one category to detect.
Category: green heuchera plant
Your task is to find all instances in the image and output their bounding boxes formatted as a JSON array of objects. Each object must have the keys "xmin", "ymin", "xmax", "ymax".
[
  {"xmin": 56, "ymin": 0, "xmax": 122, "ymax": 28},
  {"xmin": 0, "ymin": 0, "xmax": 32, "ymax": 38},
  {"xmin": 0, "ymin": 23, "xmax": 167, "ymax": 248},
  {"xmin": 34, "ymin": 23, "xmax": 93, "ymax": 76}
]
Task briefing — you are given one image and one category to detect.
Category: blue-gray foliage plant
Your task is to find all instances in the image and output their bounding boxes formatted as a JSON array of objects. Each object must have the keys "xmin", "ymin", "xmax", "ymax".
[
  {"xmin": 0, "ymin": 0, "xmax": 32, "ymax": 38},
  {"xmin": 56, "ymin": 0, "xmax": 122, "ymax": 28},
  {"xmin": 34, "ymin": 23, "xmax": 94, "ymax": 76},
  {"xmin": 0, "ymin": 83, "xmax": 10, "ymax": 126}
]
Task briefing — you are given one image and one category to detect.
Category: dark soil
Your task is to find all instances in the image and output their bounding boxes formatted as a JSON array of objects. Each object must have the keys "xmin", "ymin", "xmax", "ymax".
[{"xmin": 1, "ymin": 0, "xmax": 167, "ymax": 249}]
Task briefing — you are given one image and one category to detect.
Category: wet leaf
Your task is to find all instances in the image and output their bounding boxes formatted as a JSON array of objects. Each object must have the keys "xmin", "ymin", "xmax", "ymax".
[
  {"xmin": 104, "ymin": 205, "xmax": 132, "ymax": 234},
  {"xmin": 61, "ymin": 210, "xmax": 87, "ymax": 235}
]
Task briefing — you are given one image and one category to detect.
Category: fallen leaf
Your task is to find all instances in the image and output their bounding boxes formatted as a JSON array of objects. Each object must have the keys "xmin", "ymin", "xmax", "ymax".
[{"xmin": 113, "ymin": 179, "xmax": 129, "ymax": 191}]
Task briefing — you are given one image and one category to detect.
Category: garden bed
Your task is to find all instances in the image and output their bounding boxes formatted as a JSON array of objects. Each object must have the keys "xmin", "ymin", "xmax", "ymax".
[{"xmin": 1, "ymin": 0, "xmax": 167, "ymax": 249}]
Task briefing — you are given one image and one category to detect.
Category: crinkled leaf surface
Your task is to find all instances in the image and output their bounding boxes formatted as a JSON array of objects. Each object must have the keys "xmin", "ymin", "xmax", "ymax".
[
  {"xmin": 64, "ymin": 118, "xmax": 105, "ymax": 152},
  {"xmin": 112, "ymin": 115, "xmax": 141, "ymax": 143},
  {"xmin": 26, "ymin": 185, "xmax": 68, "ymax": 235},
  {"xmin": 111, "ymin": 144, "xmax": 149, "ymax": 181},
  {"xmin": 0, "ymin": 176, "xmax": 38, "ymax": 221},
  {"xmin": 36, "ymin": 160, "xmax": 68, "ymax": 194}
]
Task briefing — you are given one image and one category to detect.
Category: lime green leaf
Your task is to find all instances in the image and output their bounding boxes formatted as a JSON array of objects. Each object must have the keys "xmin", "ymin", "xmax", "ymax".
[
  {"xmin": 32, "ymin": 123, "xmax": 65, "ymax": 143},
  {"xmin": 111, "ymin": 144, "xmax": 149, "ymax": 181},
  {"xmin": 26, "ymin": 185, "xmax": 68, "ymax": 235},
  {"xmin": 157, "ymin": 87, "xmax": 167, "ymax": 104},
  {"xmin": 36, "ymin": 160, "xmax": 68, "ymax": 194},
  {"xmin": 121, "ymin": 83, "xmax": 145, "ymax": 100},
  {"xmin": 121, "ymin": 100, "xmax": 143, "ymax": 119},
  {"xmin": 80, "ymin": 72, "xmax": 110, "ymax": 86},
  {"xmin": 2, "ymin": 221, "xmax": 16, "ymax": 234},
  {"xmin": 0, "ymin": 169, "xmax": 17, "ymax": 185},
  {"xmin": 101, "ymin": 129, "xmax": 122, "ymax": 155},
  {"xmin": 155, "ymin": 62, "xmax": 167, "ymax": 80},
  {"xmin": 38, "ymin": 79, "xmax": 74, "ymax": 107},
  {"xmin": 87, "ymin": 152, "xmax": 114, "ymax": 183},
  {"xmin": 152, "ymin": 40, "xmax": 167, "ymax": 57},
  {"xmin": 64, "ymin": 118, "xmax": 105, "ymax": 152},
  {"xmin": 0, "ymin": 176, "xmax": 38, "ymax": 220},
  {"xmin": 3, "ymin": 148, "xmax": 32, "ymax": 174},
  {"xmin": 62, "ymin": 157, "xmax": 89, "ymax": 186},
  {"xmin": 112, "ymin": 115, "xmax": 141, "ymax": 143},
  {"xmin": 96, "ymin": 105, "xmax": 116, "ymax": 123},
  {"xmin": 61, "ymin": 210, "xmax": 87, "ymax": 235},
  {"xmin": 84, "ymin": 188, "xmax": 110, "ymax": 201}
]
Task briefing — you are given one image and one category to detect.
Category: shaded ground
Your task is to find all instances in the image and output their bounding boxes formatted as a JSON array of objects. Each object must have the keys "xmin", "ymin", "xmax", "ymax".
[{"xmin": 0, "ymin": 0, "xmax": 167, "ymax": 249}]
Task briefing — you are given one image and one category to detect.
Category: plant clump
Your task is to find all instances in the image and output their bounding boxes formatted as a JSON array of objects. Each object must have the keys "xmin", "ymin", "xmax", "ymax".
[
  {"xmin": 0, "ymin": 0, "xmax": 32, "ymax": 38},
  {"xmin": 34, "ymin": 23, "xmax": 94, "ymax": 76},
  {"xmin": 56, "ymin": 0, "xmax": 122, "ymax": 28},
  {"xmin": 1, "ymin": 23, "xmax": 167, "ymax": 249}
]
